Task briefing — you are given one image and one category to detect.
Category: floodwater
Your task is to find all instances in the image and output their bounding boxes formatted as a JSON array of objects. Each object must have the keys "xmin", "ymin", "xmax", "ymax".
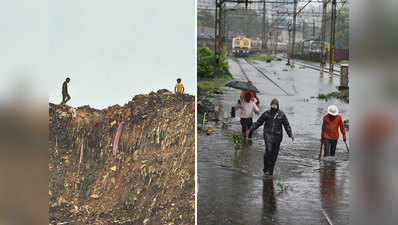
[{"xmin": 198, "ymin": 58, "xmax": 350, "ymax": 225}]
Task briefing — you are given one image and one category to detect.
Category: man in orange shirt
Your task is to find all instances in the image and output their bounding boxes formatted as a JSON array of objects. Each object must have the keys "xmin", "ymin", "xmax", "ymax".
[{"xmin": 321, "ymin": 105, "xmax": 347, "ymax": 157}]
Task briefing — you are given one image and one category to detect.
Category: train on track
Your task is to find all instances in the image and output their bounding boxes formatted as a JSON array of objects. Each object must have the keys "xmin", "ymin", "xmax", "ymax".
[
  {"xmin": 294, "ymin": 39, "xmax": 330, "ymax": 62},
  {"xmin": 231, "ymin": 36, "xmax": 251, "ymax": 57},
  {"xmin": 293, "ymin": 39, "xmax": 349, "ymax": 63},
  {"xmin": 231, "ymin": 35, "xmax": 286, "ymax": 57}
]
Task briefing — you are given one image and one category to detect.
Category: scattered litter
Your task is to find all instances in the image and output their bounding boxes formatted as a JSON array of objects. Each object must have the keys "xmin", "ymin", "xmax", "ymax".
[
  {"xmin": 49, "ymin": 90, "xmax": 195, "ymax": 224},
  {"xmin": 112, "ymin": 122, "xmax": 125, "ymax": 156},
  {"xmin": 90, "ymin": 194, "xmax": 100, "ymax": 199}
]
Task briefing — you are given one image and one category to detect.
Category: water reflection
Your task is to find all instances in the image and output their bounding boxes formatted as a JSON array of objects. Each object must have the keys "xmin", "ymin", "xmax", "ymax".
[
  {"xmin": 320, "ymin": 161, "xmax": 337, "ymax": 222},
  {"xmin": 262, "ymin": 179, "xmax": 277, "ymax": 224},
  {"xmin": 233, "ymin": 144, "xmax": 250, "ymax": 169}
]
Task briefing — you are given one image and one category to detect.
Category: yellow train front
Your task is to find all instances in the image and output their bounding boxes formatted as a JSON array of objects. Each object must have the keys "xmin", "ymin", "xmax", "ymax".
[{"xmin": 232, "ymin": 36, "xmax": 251, "ymax": 57}]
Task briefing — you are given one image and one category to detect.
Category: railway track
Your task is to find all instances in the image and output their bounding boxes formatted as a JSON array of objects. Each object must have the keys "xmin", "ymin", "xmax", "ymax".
[
  {"xmin": 243, "ymin": 58, "xmax": 292, "ymax": 96},
  {"xmin": 277, "ymin": 55, "xmax": 341, "ymax": 77},
  {"xmin": 232, "ymin": 57, "xmax": 250, "ymax": 81},
  {"xmin": 232, "ymin": 57, "xmax": 291, "ymax": 96}
]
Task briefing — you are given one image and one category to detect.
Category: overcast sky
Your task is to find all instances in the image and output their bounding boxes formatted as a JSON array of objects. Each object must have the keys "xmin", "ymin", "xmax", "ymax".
[
  {"xmin": 44, "ymin": 1, "xmax": 195, "ymax": 109},
  {"xmin": 0, "ymin": 1, "xmax": 195, "ymax": 109}
]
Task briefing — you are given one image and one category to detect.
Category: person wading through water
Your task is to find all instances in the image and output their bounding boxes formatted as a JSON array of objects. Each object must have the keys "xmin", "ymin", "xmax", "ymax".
[
  {"xmin": 246, "ymin": 98, "xmax": 294, "ymax": 177},
  {"xmin": 320, "ymin": 105, "xmax": 347, "ymax": 158},
  {"xmin": 61, "ymin": 77, "xmax": 71, "ymax": 105},
  {"xmin": 233, "ymin": 92, "xmax": 260, "ymax": 139},
  {"xmin": 240, "ymin": 82, "xmax": 260, "ymax": 105}
]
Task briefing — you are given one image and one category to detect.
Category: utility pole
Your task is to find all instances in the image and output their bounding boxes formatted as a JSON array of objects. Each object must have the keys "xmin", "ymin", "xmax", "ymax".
[
  {"xmin": 329, "ymin": 0, "xmax": 337, "ymax": 78},
  {"xmin": 215, "ymin": 0, "xmax": 219, "ymax": 72},
  {"xmin": 320, "ymin": 0, "xmax": 327, "ymax": 77},
  {"xmin": 312, "ymin": 8, "xmax": 316, "ymax": 39},
  {"xmin": 215, "ymin": 0, "xmax": 225, "ymax": 78},
  {"xmin": 287, "ymin": 23, "xmax": 292, "ymax": 66},
  {"xmin": 291, "ymin": 0, "xmax": 298, "ymax": 68},
  {"xmin": 262, "ymin": 0, "xmax": 266, "ymax": 53}
]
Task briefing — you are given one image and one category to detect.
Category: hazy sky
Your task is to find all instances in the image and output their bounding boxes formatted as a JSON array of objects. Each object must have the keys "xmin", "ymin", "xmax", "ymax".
[{"xmin": 47, "ymin": 0, "xmax": 195, "ymax": 109}]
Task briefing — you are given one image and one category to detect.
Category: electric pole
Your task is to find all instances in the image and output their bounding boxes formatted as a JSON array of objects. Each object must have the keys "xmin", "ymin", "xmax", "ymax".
[
  {"xmin": 215, "ymin": 0, "xmax": 225, "ymax": 78},
  {"xmin": 262, "ymin": 0, "xmax": 266, "ymax": 53},
  {"xmin": 320, "ymin": 0, "xmax": 327, "ymax": 77},
  {"xmin": 291, "ymin": 0, "xmax": 298, "ymax": 68},
  {"xmin": 312, "ymin": 9, "xmax": 316, "ymax": 39},
  {"xmin": 329, "ymin": 0, "xmax": 337, "ymax": 77},
  {"xmin": 287, "ymin": 23, "xmax": 292, "ymax": 66}
]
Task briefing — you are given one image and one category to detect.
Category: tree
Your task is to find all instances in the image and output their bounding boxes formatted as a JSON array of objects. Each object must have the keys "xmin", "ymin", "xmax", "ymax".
[
  {"xmin": 326, "ymin": 7, "xmax": 349, "ymax": 48},
  {"xmin": 335, "ymin": 8, "xmax": 349, "ymax": 48},
  {"xmin": 198, "ymin": 10, "xmax": 215, "ymax": 28}
]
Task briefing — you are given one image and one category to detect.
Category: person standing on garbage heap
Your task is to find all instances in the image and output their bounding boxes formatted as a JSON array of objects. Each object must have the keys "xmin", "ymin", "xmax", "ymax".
[
  {"xmin": 233, "ymin": 92, "xmax": 260, "ymax": 139},
  {"xmin": 246, "ymin": 98, "xmax": 294, "ymax": 177},
  {"xmin": 321, "ymin": 105, "xmax": 346, "ymax": 157},
  {"xmin": 61, "ymin": 77, "xmax": 71, "ymax": 105},
  {"xmin": 174, "ymin": 78, "xmax": 184, "ymax": 94}
]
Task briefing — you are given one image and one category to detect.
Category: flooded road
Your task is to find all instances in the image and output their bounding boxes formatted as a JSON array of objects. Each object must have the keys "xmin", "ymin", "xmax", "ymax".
[{"xmin": 198, "ymin": 58, "xmax": 350, "ymax": 225}]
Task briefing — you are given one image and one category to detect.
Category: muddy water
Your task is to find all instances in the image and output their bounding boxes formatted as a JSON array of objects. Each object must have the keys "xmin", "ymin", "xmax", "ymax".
[{"xmin": 198, "ymin": 58, "xmax": 350, "ymax": 225}]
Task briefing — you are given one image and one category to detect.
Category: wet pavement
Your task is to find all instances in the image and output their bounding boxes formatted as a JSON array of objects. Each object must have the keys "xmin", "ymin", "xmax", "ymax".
[{"xmin": 198, "ymin": 57, "xmax": 350, "ymax": 225}]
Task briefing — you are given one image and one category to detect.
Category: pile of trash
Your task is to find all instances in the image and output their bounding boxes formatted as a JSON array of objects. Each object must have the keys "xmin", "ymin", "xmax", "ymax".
[{"xmin": 49, "ymin": 89, "xmax": 195, "ymax": 224}]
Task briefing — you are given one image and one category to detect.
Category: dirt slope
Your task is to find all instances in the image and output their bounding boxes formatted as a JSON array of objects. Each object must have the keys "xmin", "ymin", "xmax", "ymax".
[{"xmin": 49, "ymin": 90, "xmax": 195, "ymax": 224}]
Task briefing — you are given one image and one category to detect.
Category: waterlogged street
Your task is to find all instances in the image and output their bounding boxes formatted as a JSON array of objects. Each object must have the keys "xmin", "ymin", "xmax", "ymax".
[{"xmin": 198, "ymin": 57, "xmax": 350, "ymax": 225}]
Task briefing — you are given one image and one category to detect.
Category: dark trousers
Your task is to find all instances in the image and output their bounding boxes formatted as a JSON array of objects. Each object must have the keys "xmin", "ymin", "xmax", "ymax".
[
  {"xmin": 240, "ymin": 118, "xmax": 253, "ymax": 137},
  {"xmin": 323, "ymin": 139, "xmax": 337, "ymax": 156},
  {"xmin": 62, "ymin": 93, "xmax": 71, "ymax": 104},
  {"xmin": 263, "ymin": 142, "xmax": 281, "ymax": 175}
]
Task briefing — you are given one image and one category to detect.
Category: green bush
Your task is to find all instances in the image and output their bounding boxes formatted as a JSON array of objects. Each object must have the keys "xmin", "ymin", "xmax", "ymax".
[{"xmin": 197, "ymin": 47, "xmax": 232, "ymax": 80}]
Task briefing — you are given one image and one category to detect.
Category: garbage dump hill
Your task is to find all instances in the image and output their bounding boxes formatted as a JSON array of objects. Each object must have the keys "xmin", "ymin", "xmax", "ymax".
[{"xmin": 49, "ymin": 89, "xmax": 195, "ymax": 225}]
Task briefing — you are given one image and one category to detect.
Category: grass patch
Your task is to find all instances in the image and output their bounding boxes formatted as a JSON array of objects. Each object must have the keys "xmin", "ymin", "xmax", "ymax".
[
  {"xmin": 275, "ymin": 181, "xmax": 291, "ymax": 194},
  {"xmin": 227, "ymin": 131, "xmax": 244, "ymax": 150},
  {"xmin": 316, "ymin": 89, "xmax": 349, "ymax": 103},
  {"xmin": 250, "ymin": 53, "xmax": 276, "ymax": 62},
  {"xmin": 197, "ymin": 81, "xmax": 224, "ymax": 91},
  {"xmin": 337, "ymin": 60, "xmax": 349, "ymax": 65},
  {"xmin": 300, "ymin": 59, "xmax": 320, "ymax": 66}
]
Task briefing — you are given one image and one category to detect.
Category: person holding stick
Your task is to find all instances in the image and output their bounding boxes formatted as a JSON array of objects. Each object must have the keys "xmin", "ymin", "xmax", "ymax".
[{"xmin": 320, "ymin": 105, "xmax": 347, "ymax": 158}]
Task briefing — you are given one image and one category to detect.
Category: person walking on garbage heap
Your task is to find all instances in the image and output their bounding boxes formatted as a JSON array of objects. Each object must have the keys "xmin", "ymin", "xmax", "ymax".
[
  {"xmin": 61, "ymin": 77, "xmax": 71, "ymax": 105},
  {"xmin": 320, "ymin": 105, "xmax": 347, "ymax": 158},
  {"xmin": 233, "ymin": 92, "xmax": 260, "ymax": 139},
  {"xmin": 174, "ymin": 78, "xmax": 184, "ymax": 94},
  {"xmin": 246, "ymin": 98, "xmax": 294, "ymax": 177}
]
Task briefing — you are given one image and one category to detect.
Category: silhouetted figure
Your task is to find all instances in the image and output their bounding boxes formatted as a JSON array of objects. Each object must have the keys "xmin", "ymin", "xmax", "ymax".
[{"xmin": 61, "ymin": 78, "xmax": 71, "ymax": 105}]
